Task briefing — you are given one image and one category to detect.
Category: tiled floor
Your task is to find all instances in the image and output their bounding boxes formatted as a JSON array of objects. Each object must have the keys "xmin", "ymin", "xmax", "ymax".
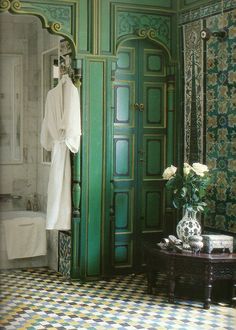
[{"xmin": 0, "ymin": 268, "xmax": 235, "ymax": 329}]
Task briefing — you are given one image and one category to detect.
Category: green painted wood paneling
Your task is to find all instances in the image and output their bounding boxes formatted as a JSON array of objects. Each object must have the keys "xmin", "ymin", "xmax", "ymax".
[
  {"xmin": 114, "ymin": 192, "xmax": 130, "ymax": 231},
  {"xmin": 144, "ymin": 84, "xmax": 165, "ymax": 126},
  {"xmin": 112, "ymin": 38, "xmax": 172, "ymax": 273},
  {"xmin": 114, "ymin": 135, "xmax": 134, "ymax": 179},
  {"xmin": 1, "ymin": 0, "xmax": 178, "ymax": 280},
  {"xmin": 144, "ymin": 51, "xmax": 165, "ymax": 76},
  {"xmin": 114, "ymin": 81, "xmax": 135, "ymax": 125},
  {"xmin": 115, "ymin": 139, "xmax": 129, "ymax": 175},
  {"xmin": 143, "ymin": 190, "xmax": 162, "ymax": 230},
  {"xmin": 145, "ymin": 138, "xmax": 162, "ymax": 177},
  {"xmin": 143, "ymin": 135, "xmax": 165, "ymax": 178},
  {"xmin": 102, "ymin": 58, "xmax": 114, "ymax": 277},
  {"xmin": 101, "ymin": 1, "xmax": 176, "ymax": 54},
  {"xmin": 87, "ymin": 60, "xmax": 104, "ymax": 277},
  {"xmin": 147, "ymin": 88, "xmax": 161, "ymax": 123},
  {"xmin": 115, "ymin": 241, "xmax": 132, "ymax": 266},
  {"xmin": 116, "ymin": 87, "xmax": 130, "ymax": 122},
  {"xmin": 71, "ymin": 217, "xmax": 80, "ymax": 278},
  {"xmin": 78, "ymin": 0, "xmax": 89, "ymax": 52},
  {"xmin": 117, "ymin": 47, "xmax": 135, "ymax": 73}
]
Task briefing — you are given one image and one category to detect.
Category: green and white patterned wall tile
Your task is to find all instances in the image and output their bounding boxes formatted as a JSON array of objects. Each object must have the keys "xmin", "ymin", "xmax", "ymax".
[{"xmin": 205, "ymin": 9, "xmax": 236, "ymax": 233}]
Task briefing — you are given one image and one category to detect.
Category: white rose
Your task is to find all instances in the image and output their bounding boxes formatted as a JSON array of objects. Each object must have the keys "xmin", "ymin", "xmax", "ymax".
[
  {"xmin": 192, "ymin": 163, "xmax": 209, "ymax": 176},
  {"xmin": 162, "ymin": 165, "xmax": 177, "ymax": 180},
  {"xmin": 183, "ymin": 163, "xmax": 192, "ymax": 176}
]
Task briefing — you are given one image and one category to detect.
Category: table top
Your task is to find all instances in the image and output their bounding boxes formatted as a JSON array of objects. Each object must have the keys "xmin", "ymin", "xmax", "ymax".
[{"xmin": 143, "ymin": 240, "xmax": 236, "ymax": 262}]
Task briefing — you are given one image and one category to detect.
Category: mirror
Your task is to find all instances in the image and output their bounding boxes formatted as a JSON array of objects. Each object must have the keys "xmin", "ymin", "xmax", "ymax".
[
  {"xmin": 0, "ymin": 12, "xmax": 60, "ymax": 210},
  {"xmin": 0, "ymin": 54, "xmax": 23, "ymax": 164}
]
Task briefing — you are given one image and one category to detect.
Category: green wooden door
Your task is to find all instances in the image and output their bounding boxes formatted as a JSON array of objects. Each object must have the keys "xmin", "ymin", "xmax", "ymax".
[{"xmin": 112, "ymin": 39, "xmax": 167, "ymax": 273}]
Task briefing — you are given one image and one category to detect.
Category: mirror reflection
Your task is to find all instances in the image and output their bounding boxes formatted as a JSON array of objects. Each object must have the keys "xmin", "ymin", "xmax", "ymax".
[
  {"xmin": 0, "ymin": 12, "xmax": 60, "ymax": 213},
  {"xmin": 0, "ymin": 53, "xmax": 22, "ymax": 164}
]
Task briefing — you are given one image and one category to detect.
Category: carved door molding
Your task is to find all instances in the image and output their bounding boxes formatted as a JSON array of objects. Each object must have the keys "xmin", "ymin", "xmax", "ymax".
[{"xmin": 0, "ymin": 0, "xmax": 79, "ymax": 59}]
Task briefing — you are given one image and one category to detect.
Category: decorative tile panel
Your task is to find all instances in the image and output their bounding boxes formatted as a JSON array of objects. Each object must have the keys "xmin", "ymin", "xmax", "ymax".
[
  {"xmin": 58, "ymin": 257, "xmax": 71, "ymax": 279},
  {"xmin": 204, "ymin": 9, "xmax": 236, "ymax": 233},
  {"xmin": 179, "ymin": 0, "xmax": 236, "ymax": 24},
  {"xmin": 58, "ymin": 231, "xmax": 71, "ymax": 278},
  {"xmin": 182, "ymin": 7, "xmax": 236, "ymax": 233},
  {"xmin": 183, "ymin": 20, "xmax": 204, "ymax": 163}
]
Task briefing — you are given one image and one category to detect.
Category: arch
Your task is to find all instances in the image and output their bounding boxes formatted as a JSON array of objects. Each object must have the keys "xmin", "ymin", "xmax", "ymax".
[
  {"xmin": 0, "ymin": 0, "xmax": 78, "ymax": 60},
  {"xmin": 0, "ymin": 0, "xmax": 82, "ymax": 279},
  {"xmin": 116, "ymin": 28, "xmax": 173, "ymax": 64}
]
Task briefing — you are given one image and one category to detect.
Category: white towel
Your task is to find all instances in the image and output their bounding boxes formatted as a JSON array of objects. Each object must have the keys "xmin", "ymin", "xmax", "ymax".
[{"xmin": 2, "ymin": 217, "xmax": 47, "ymax": 260}]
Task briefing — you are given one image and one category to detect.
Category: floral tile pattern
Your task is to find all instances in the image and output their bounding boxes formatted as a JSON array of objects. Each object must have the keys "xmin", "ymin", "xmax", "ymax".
[
  {"xmin": 205, "ymin": 9, "xmax": 236, "ymax": 233},
  {"xmin": 182, "ymin": 6, "xmax": 236, "ymax": 234},
  {"xmin": 58, "ymin": 231, "xmax": 71, "ymax": 278}
]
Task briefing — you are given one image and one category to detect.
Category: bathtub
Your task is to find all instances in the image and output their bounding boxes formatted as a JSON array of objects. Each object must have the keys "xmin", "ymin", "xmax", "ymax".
[{"xmin": 0, "ymin": 210, "xmax": 48, "ymax": 269}]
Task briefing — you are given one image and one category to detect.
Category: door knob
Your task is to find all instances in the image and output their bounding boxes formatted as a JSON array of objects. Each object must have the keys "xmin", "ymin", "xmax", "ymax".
[
  {"xmin": 139, "ymin": 103, "xmax": 144, "ymax": 111},
  {"xmin": 134, "ymin": 103, "xmax": 139, "ymax": 110},
  {"xmin": 134, "ymin": 103, "xmax": 144, "ymax": 111}
]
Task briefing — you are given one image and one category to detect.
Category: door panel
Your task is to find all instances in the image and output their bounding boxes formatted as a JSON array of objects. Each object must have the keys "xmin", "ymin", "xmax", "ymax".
[
  {"xmin": 112, "ymin": 39, "xmax": 167, "ymax": 273},
  {"xmin": 143, "ymin": 135, "xmax": 165, "ymax": 179},
  {"xmin": 114, "ymin": 187, "xmax": 134, "ymax": 269},
  {"xmin": 113, "ymin": 135, "xmax": 134, "ymax": 179},
  {"xmin": 143, "ymin": 49, "xmax": 166, "ymax": 76},
  {"xmin": 114, "ymin": 240, "xmax": 133, "ymax": 267},
  {"xmin": 142, "ymin": 188, "xmax": 163, "ymax": 232},
  {"xmin": 114, "ymin": 81, "xmax": 135, "ymax": 125},
  {"xmin": 144, "ymin": 83, "xmax": 166, "ymax": 127}
]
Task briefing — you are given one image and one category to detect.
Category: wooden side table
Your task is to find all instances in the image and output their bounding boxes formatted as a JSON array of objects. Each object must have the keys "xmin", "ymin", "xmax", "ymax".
[{"xmin": 143, "ymin": 241, "xmax": 236, "ymax": 309}]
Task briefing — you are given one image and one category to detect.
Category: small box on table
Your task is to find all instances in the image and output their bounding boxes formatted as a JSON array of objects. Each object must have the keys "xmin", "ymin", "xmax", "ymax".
[{"xmin": 202, "ymin": 234, "xmax": 233, "ymax": 254}]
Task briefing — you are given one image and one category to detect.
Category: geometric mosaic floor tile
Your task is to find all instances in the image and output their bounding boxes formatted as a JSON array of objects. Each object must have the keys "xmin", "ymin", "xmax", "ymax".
[{"xmin": 0, "ymin": 268, "xmax": 235, "ymax": 330}]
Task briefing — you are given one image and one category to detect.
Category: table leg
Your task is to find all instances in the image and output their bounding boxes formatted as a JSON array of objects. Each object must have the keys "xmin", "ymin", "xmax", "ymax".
[
  {"xmin": 169, "ymin": 278, "xmax": 175, "ymax": 303},
  {"xmin": 168, "ymin": 260, "xmax": 175, "ymax": 303},
  {"xmin": 232, "ymin": 275, "xmax": 236, "ymax": 307},
  {"xmin": 147, "ymin": 270, "xmax": 156, "ymax": 294},
  {"xmin": 204, "ymin": 264, "xmax": 213, "ymax": 309},
  {"xmin": 204, "ymin": 283, "xmax": 212, "ymax": 309}
]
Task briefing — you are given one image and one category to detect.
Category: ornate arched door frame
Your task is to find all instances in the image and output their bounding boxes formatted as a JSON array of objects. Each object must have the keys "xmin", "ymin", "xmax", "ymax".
[
  {"xmin": 107, "ymin": 25, "xmax": 177, "ymax": 273},
  {"xmin": 1, "ymin": 0, "xmax": 78, "ymax": 57},
  {"xmin": 0, "ymin": 0, "xmax": 81, "ymax": 279}
]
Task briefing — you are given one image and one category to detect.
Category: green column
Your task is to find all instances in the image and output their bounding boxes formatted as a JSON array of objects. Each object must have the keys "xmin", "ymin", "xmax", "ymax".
[
  {"xmin": 166, "ymin": 65, "xmax": 176, "ymax": 210},
  {"xmin": 167, "ymin": 65, "xmax": 175, "ymax": 166},
  {"xmin": 70, "ymin": 66, "xmax": 82, "ymax": 279}
]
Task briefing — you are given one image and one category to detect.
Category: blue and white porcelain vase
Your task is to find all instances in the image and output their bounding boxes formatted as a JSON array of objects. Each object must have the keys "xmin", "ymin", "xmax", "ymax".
[{"xmin": 176, "ymin": 210, "xmax": 201, "ymax": 249}]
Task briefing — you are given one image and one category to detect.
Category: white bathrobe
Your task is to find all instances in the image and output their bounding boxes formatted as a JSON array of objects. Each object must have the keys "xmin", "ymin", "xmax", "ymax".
[{"xmin": 40, "ymin": 75, "xmax": 81, "ymax": 230}]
